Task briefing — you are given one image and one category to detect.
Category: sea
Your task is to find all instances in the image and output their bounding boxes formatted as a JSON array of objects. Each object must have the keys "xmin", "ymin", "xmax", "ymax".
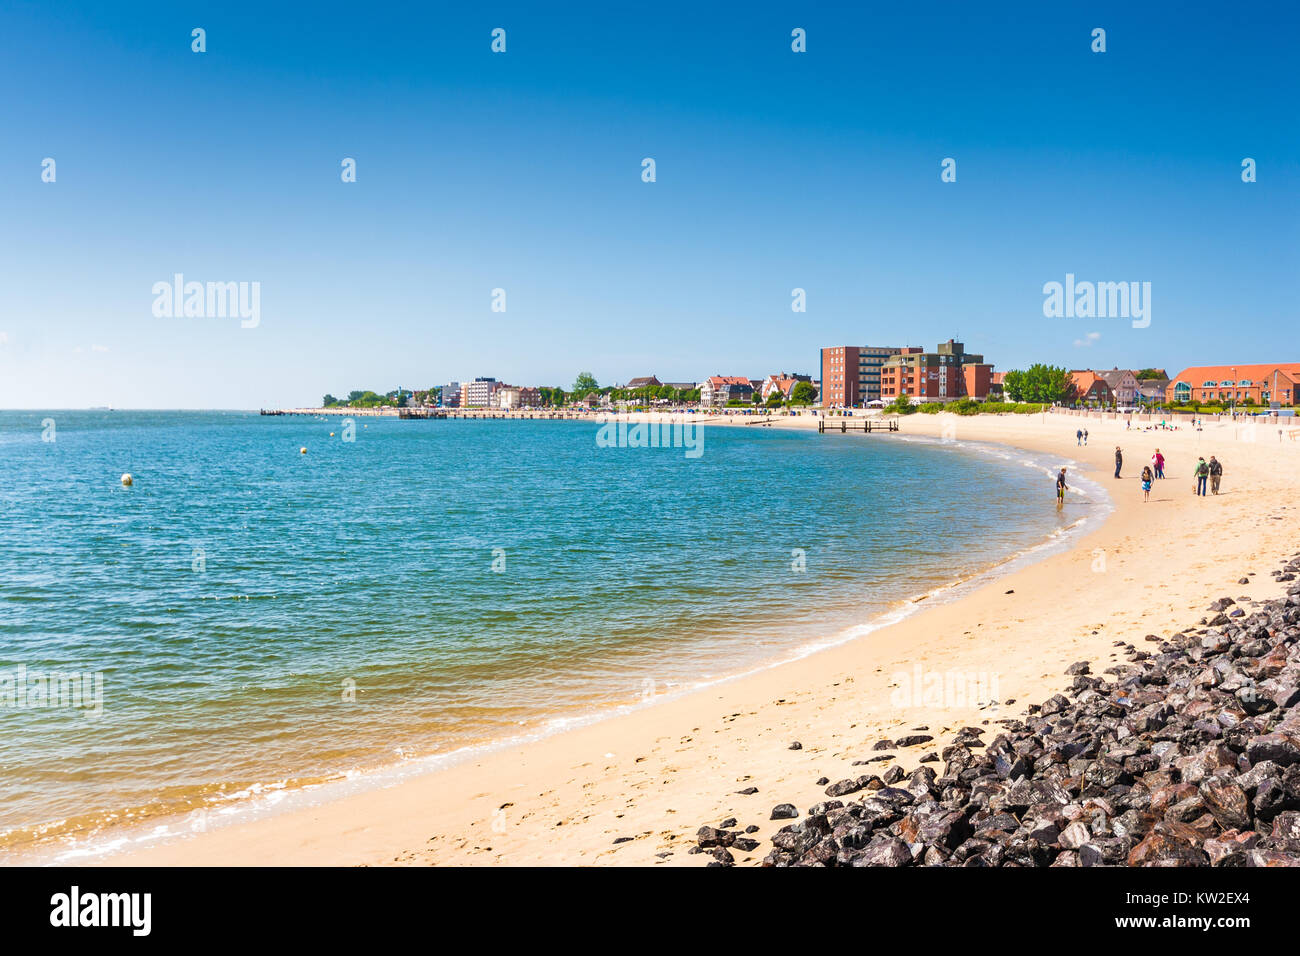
[{"xmin": 0, "ymin": 410, "xmax": 1108, "ymax": 860}]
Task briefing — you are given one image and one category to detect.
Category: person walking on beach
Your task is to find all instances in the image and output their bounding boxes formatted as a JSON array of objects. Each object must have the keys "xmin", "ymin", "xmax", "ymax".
[
  {"xmin": 1141, "ymin": 465, "xmax": 1153, "ymax": 502},
  {"xmin": 1083, "ymin": 428, "xmax": 1089, "ymax": 446},
  {"xmin": 1076, "ymin": 428, "xmax": 1083, "ymax": 446},
  {"xmin": 1194, "ymin": 456, "xmax": 1209, "ymax": 496},
  {"xmin": 1153, "ymin": 448, "xmax": 1165, "ymax": 479},
  {"xmin": 1209, "ymin": 455, "xmax": 1223, "ymax": 495},
  {"xmin": 1114, "ymin": 446, "xmax": 1122, "ymax": 478},
  {"xmin": 1056, "ymin": 468, "xmax": 1068, "ymax": 508}
]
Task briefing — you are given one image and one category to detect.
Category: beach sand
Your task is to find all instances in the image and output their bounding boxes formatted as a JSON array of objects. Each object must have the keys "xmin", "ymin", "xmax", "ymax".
[{"xmin": 89, "ymin": 411, "xmax": 1300, "ymax": 866}]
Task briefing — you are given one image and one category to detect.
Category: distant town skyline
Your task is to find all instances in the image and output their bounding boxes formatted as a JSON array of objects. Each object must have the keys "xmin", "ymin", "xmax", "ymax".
[{"xmin": 1, "ymin": 2, "xmax": 1296, "ymax": 409}]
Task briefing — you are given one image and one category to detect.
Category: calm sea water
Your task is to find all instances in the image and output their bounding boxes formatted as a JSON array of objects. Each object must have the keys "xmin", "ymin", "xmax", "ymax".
[{"xmin": 0, "ymin": 411, "xmax": 1098, "ymax": 858}]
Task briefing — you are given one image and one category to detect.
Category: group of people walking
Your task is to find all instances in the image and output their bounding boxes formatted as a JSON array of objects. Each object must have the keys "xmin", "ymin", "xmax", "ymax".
[{"xmin": 1065, "ymin": 439, "xmax": 1226, "ymax": 504}]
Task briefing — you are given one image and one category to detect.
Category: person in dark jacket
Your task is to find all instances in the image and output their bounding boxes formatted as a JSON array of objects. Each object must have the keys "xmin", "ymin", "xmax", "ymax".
[
  {"xmin": 1114, "ymin": 446, "xmax": 1122, "ymax": 479},
  {"xmin": 1209, "ymin": 455, "xmax": 1223, "ymax": 495}
]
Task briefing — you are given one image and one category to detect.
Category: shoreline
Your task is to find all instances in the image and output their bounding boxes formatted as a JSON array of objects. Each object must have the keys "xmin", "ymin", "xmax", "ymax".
[
  {"xmin": 24, "ymin": 411, "xmax": 1300, "ymax": 866},
  {"xmin": 10, "ymin": 428, "xmax": 1098, "ymax": 865}
]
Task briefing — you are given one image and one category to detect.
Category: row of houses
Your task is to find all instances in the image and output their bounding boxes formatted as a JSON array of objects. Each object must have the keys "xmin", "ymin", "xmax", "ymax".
[
  {"xmin": 430, "ymin": 373, "xmax": 819, "ymax": 409},
  {"xmin": 1067, "ymin": 368, "xmax": 1160, "ymax": 406},
  {"xmin": 821, "ymin": 340, "xmax": 997, "ymax": 407},
  {"xmin": 1070, "ymin": 363, "xmax": 1300, "ymax": 407},
  {"xmin": 652, "ymin": 373, "xmax": 816, "ymax": 406}
]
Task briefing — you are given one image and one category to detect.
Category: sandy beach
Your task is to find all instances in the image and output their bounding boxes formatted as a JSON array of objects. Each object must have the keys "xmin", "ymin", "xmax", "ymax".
[{"xmin": 87, "ymin": 410, "xmax": 1300, "ymax": 866}]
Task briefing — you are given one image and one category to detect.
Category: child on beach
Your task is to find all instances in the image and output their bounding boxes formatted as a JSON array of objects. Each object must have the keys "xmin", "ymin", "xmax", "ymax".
[{"xmin": 1141, "ymin": 465, "xmax": 1153, "ymax": 501}]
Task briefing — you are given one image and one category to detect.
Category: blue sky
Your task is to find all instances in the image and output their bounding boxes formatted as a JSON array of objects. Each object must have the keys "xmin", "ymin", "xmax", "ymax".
[{"xmin": 1, "ymin": 1, "xmax": 1296, "ymax": 408}]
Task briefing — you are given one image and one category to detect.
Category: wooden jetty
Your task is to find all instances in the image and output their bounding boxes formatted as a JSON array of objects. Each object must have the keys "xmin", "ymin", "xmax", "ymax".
[{"xmin": 818, "ymin": 418, "xmax": 899, "ymax": 434}]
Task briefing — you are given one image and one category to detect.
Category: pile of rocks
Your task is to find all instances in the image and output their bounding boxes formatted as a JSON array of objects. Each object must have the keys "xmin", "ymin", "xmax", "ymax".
[{"xmin": 694, "ymin": 554, "xmax": 1300, "ymax": 866}]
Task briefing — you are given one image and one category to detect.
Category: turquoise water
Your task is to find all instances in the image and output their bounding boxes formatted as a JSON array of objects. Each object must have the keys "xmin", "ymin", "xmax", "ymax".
[{"xmin": 0, "ymin": 411, "xmax": 1094, "ymax": 856}]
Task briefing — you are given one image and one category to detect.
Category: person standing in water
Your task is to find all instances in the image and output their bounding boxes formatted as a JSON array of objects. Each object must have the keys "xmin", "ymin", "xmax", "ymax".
[
  {"xmin": 1141, "ymin": 465, "xmax": 1153, "ymax": 502},
  {"xmin": 1056, "ymin": 468, "xmax": 1068, "ymax": 507}
]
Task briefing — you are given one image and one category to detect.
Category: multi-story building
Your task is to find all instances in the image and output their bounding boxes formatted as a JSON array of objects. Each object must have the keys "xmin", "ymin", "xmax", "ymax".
[
  {"xmin": 1093, "ymin": 368, "xmax": 1139, "ymax": 405},
  {"xmin": 439, "ymin": 382, "xmax": 461, "ymax": 408},
  {"xmin": 491, "ymin": 386, "xmax": 543, "ymax": 409},
  {"xmin": 699, "ymin": 376, "xmax": 754, "ymax": 406},
  {"xmin": 461, "ymin": 377, "xmax": 500, "ymax": 408},
  {"xmin": 878, "ymin": 340, "xmax": 994, "ymax": 403},
  {"xmin": 819, "ymin": 346, "xmax": 908, "ymax": 407},
  {"xmin": 1166, "ymin": 364, "xmax": 1300, "ymax": 406}
]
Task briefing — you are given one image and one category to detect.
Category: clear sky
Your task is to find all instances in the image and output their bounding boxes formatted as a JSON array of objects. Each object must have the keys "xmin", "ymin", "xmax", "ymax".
[{"xmin": 1, "ymin": 1, "xmax": 1296, "ymax": 408}]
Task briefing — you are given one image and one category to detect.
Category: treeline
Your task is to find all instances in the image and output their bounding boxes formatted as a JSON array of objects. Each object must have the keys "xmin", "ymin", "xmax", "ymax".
[
  {"xmin": 322, "ymin": 387, "xmax": 440, "ymax": 408},
  {"xmin": 884, "ymin": 395, "xmax": 1049, "ymax": 416}
]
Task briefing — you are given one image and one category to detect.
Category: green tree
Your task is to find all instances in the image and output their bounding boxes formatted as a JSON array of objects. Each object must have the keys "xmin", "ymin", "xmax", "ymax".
[
  {"xmin": 1134, "ymin": 368, "xmax": 1165, "ymax": 380},
  {"xmin": 1003, "ymin": 364, "xmax": 1070, "ymax": 404},
  {"xmin": 885, "ymin": 392, "xmax": 915, "ymax": 414},
  {"xmin": 766, "ymin": 390, "xmax": 785, "ymax": 407},
  {"xmin": 322, "ymin": 394, "xmax": 339, "ymax": 407},
  {"xmin": 572, "ymin": 372, "xmax": 599, "ymax": 394},
  {"xmin": 789, "ymin": 381, "xmax": 817, "ymax": 405}
]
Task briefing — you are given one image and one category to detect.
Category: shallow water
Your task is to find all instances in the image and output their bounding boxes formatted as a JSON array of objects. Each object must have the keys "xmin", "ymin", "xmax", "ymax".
[{"xmin": 0, "ymin": 411, "xmax": 1101, "ymax": 857}]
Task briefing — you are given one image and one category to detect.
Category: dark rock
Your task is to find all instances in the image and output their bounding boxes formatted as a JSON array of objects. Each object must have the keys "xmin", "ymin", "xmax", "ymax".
[
  {"xmin": 695, "ymin": 826, "xmax": 733, "ymax": 848},
  {"xmin": 1128, "ymin": 822, "xmax": 1209, "ymax": 866},
  {"xmin": 825, "ymin": 778, "xmax": 864, "ymax": 798}
]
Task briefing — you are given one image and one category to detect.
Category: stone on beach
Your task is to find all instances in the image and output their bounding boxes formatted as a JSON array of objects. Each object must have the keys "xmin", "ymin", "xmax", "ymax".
[{"xmin": 693, "ymin": 554, "xmax": 1300, "ymax": 868}]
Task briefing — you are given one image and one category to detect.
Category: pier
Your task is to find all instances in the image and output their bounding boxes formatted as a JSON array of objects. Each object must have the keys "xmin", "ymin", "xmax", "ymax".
[{"xmin": 818, "ymin": 418, "xmax": 899, "ymax": 434}]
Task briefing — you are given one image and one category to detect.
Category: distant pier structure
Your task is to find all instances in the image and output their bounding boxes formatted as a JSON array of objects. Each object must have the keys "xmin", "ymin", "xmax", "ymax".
[{"xmin": 817, "ymin": 418, "xmax": 899, "ymax": 433}]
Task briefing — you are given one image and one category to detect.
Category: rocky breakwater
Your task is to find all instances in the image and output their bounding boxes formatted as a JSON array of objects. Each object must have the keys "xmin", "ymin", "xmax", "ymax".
[{"xmin": 692, "ymin": 554, "xmax": 1300, "ymax": 867}]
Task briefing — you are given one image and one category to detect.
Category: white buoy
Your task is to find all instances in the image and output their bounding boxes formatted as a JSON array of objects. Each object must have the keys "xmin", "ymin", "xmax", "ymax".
[{"xmin": 120, "ymin": 473, "xmax": 133, "ymax": 486}]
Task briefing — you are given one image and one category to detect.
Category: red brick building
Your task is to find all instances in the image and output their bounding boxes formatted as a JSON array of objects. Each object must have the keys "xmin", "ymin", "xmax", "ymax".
[
  {"xmin": 1165, "ymin": 364, "xmax": 1300, "ymax": 406},
  {"xmin": 820, "ymin": 345, "xmax": 912, "ymax": 407},
  {"xmin": 878, "ymin": 340, "xmax": 994, "ymax": 403}
]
